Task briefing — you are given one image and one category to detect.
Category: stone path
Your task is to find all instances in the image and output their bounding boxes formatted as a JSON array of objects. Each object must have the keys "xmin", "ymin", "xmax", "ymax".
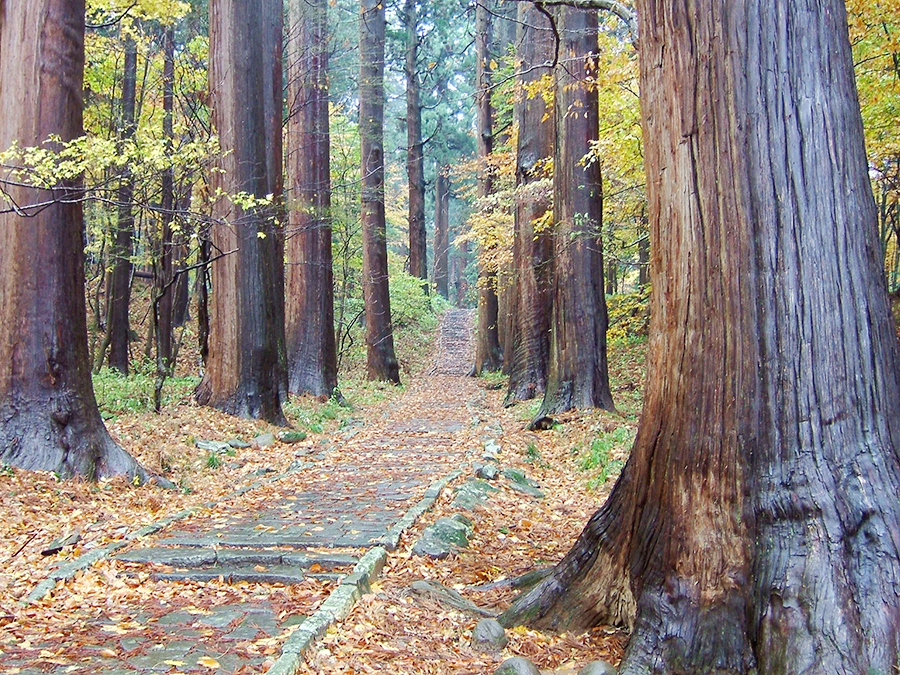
[{"xmin": 4, "ymin": 310, "xmax": 486, "ymax": 675}]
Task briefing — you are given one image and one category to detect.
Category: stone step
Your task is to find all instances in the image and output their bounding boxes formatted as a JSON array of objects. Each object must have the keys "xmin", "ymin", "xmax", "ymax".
[
  {"xmin": 115, "ymin": 547, "xmax": 358, "ymax": 570},
  {"xmin": 151, "ymin": 565, "xmax": 308, "ymax": 585}
]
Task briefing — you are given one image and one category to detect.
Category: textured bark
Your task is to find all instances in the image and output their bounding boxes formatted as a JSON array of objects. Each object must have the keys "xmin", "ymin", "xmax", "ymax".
[
  {"xmin": 405, "ymin": 0, "xmax": 427, "ymax": 284},
  {"xmin": 156, "ymin": 25, "xmax": 176, "ymax": 374},
  {"xmin": 538, "ymin": 7, "xmax": 614, "ymax": 416},
  {"xmin": 152, "ymin": 25, "xmax": 176, "ymax": 413},
  {"xmin": 454, "ymin": 238, "xmax": 469, "ymax": 307},
  {"xmin": 285, "ymin": 0, "xmax": 338, "ymax": 398},
  {"xmin": 360, "ymin": 0, "xmax": 400, "ymax": 383},
  {"xmin": 0, "ymin": 0, "xmax": 147, "ymax": 480},
  {"xmin": 106, "ymin": 35, "xmax": 138, "ymax": 374},
  {"xmin": 472, "ymin": 0, "xmax": 503, "ymax": 374},
  {"xmin": 502, "ymin": 1, "xmax": 900, "ymax": 673},
  {"xmin": 505, "ymin": 2, "xmax": 554, "ymax": 403},
  {"xmin": 434, "ymin": 168, "xmax": 450, "ymax": 299},
  {"xmin": 196, "ymin": 0, "xmax": 288, "ymax": 423}
]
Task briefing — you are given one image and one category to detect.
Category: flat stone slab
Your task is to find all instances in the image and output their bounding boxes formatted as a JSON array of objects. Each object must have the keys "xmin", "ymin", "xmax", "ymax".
[
  {"xmin": 152, "ymin": 565, "xmax": 306, "ymax": 585},
  {"xmin": 118, "ymin": 547, "xmax": 358, "ymax": 570},
  {"xmin": 116, "ymin": 547, "xmax": 218, "ymax": 566}
]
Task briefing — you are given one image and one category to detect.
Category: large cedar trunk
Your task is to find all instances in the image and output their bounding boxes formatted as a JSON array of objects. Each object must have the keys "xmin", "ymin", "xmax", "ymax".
[
  {"xmin": 360, "ymin": 0, "xmax": 400, "ymax": 383},
  {"xmin": 285, "ymin": 0, "xmax": 338, "ymax": 398},
  {"xmin": 472, "ymin": 0, "xmax": 503, "ymax": 374},
  {"xmin": 0, "ymin": 0, "xmax": 147, "ymax": 481},
  {"xmin": 504, "ymin": 2, "xmax": 554, "ymax": 404},
  {"xmin": 196, "ymin": 0, "xmax": 288, "ymax": 423},
  {"xmin": 538, "ymin": 7, "xmax": 614, "ymax": 416},
  {"xmin": 405, "ymin": 0, "xmax": 427, "ymax": 284},
  {"xmin": 434, "ymin": 168, "xmax": 450, "ymax": 299},
  {"xmin": 105, "ymin": 35, "xmax": 138, "ymax": 374},
  {"xmin": 502, "ymin": 1, "xmax": 900, "ymax": 672}
]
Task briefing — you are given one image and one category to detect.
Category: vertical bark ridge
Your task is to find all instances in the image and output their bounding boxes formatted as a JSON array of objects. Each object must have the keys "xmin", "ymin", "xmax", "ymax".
[
  {"xmin": 198, "ymin": 0, "xmax": 287, "ymax": 423},
  {"xmin": 285, "ymin": 0, "xmax": 338, "ymax": 398},
  {"xmin": 360, "ymin": 0, "xmax": 400, "ymax": 383},
  {"xmin": 504, "ymin": 2, "xmax": 554, "ymax": 403},
  {"xmin": 539, "ymin": 7, "xmax": 615, "ymax": 416}
]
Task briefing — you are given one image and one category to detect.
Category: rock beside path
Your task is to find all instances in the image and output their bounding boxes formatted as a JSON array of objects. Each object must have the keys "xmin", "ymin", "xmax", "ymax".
[
  {"xmin": 471, "ymin": 618, "xmax": 508, "ymax": 654},
  {"xmin": 494, "ymin": 656, "xmax": 541, "ymax": 675}
]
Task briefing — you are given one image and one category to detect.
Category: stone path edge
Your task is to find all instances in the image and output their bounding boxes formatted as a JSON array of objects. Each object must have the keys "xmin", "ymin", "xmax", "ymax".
[
  {"xmin": 265, "ymin": 467, "xmax": 464, "ymax": 675},
  {"xmin": 21, "ymin": 461, "xmax": 314, "ymax": 606}
]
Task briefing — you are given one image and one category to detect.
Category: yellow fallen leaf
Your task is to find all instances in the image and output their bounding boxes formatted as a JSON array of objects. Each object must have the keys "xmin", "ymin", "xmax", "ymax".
[
  {"xmin": 197, "ymin": 656, "xmax": 220, "ymax": 669},
  {"xmin": 163, "ymin": 660, "xmax": 185, "ymax": 667},
  {"xmin": 99, "ymin": 649, "xmax": 117, "ymax": 658},
  {"xmin": 101, "ymin": 625, "xmax": 129, "ymax": 635}
]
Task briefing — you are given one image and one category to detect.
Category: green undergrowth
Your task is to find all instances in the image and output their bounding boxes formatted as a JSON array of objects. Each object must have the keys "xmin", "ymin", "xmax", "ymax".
[
  {"xmin": 283, "ymin": 375, "xmax": 403, "ymax": 434},
  {"xmin": 579, "ymin": 427, "xmax": 632, "ymax": 489},
  {"xmin": 93, "ymin": 366, "xmax": 199, "ymax": 420},
  {"xmin": 337, "ymin": 268, "xmax": 453, "ymax": 377}
]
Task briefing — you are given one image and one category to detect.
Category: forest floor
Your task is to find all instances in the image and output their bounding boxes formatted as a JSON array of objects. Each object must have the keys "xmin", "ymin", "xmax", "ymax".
[{"xmin": 0, "ymin": 310, "xmax": 646, "ymax": 674}]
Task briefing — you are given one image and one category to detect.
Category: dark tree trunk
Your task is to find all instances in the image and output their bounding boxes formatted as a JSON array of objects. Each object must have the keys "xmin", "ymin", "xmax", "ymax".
[
  {"xmin": 434, "ymin": 167, "xmax": 450, "ymax": 300},
  {"xmin": 502, "ymin": 2, "xmax": 900, "ymax": 673},
  {"xmin": 454, "ymin": 238, "xmax": 469, "ymax": 307},
  {"xmin": 504, "ymin": 2, "xmax": 554, "ymax": 403},
  {"xmin": 472, "ymin": 0, "xmax": 503, "ymax": 374},
  {"xmin": 196, "ymin": 0, "xmax": 288, "ymax": 423},
  {"xmin": 153, "ymin": 25, "xmax": 176, "ymax": 413},
  {"xmin": 360, "ymin": 0, "xmax": 400, "ymax": 383},
  {"xmin": 156, "ymin": 24, "xmax": 176, "ymax": 374},
  {"xmin": 106, "ymin": 35, "xmax": 138, "ymax": 374},
  {"xmin": 405, "ymin": 0, "xmax": 427, "ymax": 284},
  {"xmin": 0, "ymin": 0, "xmax": 148, "ymax": 481},
  {"xmin": 538, "ymin": 7, "xmax": 614, "ymax": 416},
  {"xmin": 285, "ymin": 0, "xmax": 338, "ymax": 398}
]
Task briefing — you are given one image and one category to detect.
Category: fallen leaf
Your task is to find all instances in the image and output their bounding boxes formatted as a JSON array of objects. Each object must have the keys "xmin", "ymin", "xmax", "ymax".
[{"xmin": 197, "ymin": 656, "xmax": 221, "ymax": 669}]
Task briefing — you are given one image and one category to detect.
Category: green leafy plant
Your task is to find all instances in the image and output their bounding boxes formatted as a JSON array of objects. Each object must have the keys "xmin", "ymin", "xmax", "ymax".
[
  {"xmin": 93, "ymin": 368, "xmax": 199, "ymax": 420},
  {"xmin": 580, "ymin": 427, "xmax": 632, "ymax": 489}
]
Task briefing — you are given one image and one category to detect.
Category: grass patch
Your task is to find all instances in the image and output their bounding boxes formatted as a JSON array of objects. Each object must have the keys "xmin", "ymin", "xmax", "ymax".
[
  {"xmin": 93, "ymin": 367, "xmax": 199, "ymax": 420},
  {"xmin": 580, "ymin": 427, "xmax": 632, "ymax": 489}
]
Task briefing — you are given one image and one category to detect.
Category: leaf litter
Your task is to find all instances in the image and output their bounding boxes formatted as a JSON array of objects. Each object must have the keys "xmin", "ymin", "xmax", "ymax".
[{"xmin": 0, "ymin": 338, "xmax": 641, "ymax": 673}]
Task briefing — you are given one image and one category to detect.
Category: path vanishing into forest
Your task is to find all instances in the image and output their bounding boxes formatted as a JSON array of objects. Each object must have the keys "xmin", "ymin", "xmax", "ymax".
[{"xmin": 5, "ymin": 309, "xmax": 520, "ymax": 675}]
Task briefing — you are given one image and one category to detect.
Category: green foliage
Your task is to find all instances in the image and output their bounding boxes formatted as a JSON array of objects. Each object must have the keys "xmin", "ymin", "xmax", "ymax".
[
  {"xmin": 847, "ymin": 0, "xmax": 900, "ymax": 289},
  {"xmin": 205, "ymin": 452, "xmax": 222, "ymax": 470},
  {"xmin": 93, "ymin": 367, "xmax": 199, "ymax": 420},
  {"xmin": 580, "ymin": 427, "xmax": 631, "ymax": 489},
  {"xmin": 283, "ymin": 394, "xmax": 350, "ymax": 435}
]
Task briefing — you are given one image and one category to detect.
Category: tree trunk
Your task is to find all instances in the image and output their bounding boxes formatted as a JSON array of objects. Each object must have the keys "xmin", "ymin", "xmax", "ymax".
[
  {"xmin": 434, "ymin": 167, "xmax": 451, "ymax": 299},
  {"xmin": 285, "ymin": 0, "xmax": 338, "ymax": 398},
  {"xmin": 454, "ymin": 238, "xmax": 469, "ymax": 307},
  {"xmin": 405, "ymin": 0, "xmax": 427, "ymax": 284},
  {"xmin": 196, "ymin": 0, "xmax": 288, "ymax": 423},
  {"xmin": 502, "ymin": 2, "xmax": 900, "ymax": 672},
  {"xmin": 538, "ymin": 7, "xmax": 614, "ymax": 416},
  {"xmin": 106, "ymin": 35, "xmax": 138, "ymax": 374},
  {"xmin": 505, "ymin": 1, "xmax": 554, "ymax": 403},
  {"xmin": 360, "ymin": 0, "xmax": 400, "ymax": 383},
  {"xmin": 472, "ymin": 0, "xmax": 503, "ymax": 374},
  {"xmin": 157, "ymin": 24, "xmax": 176, "ymax": 373},
  {"xmin": 153, "ymin": 24, "xmax": 176, "ymax": 413},
  {"xmin": 0, "ymin": 0, "xmax": 148, "ymax": 481}
]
